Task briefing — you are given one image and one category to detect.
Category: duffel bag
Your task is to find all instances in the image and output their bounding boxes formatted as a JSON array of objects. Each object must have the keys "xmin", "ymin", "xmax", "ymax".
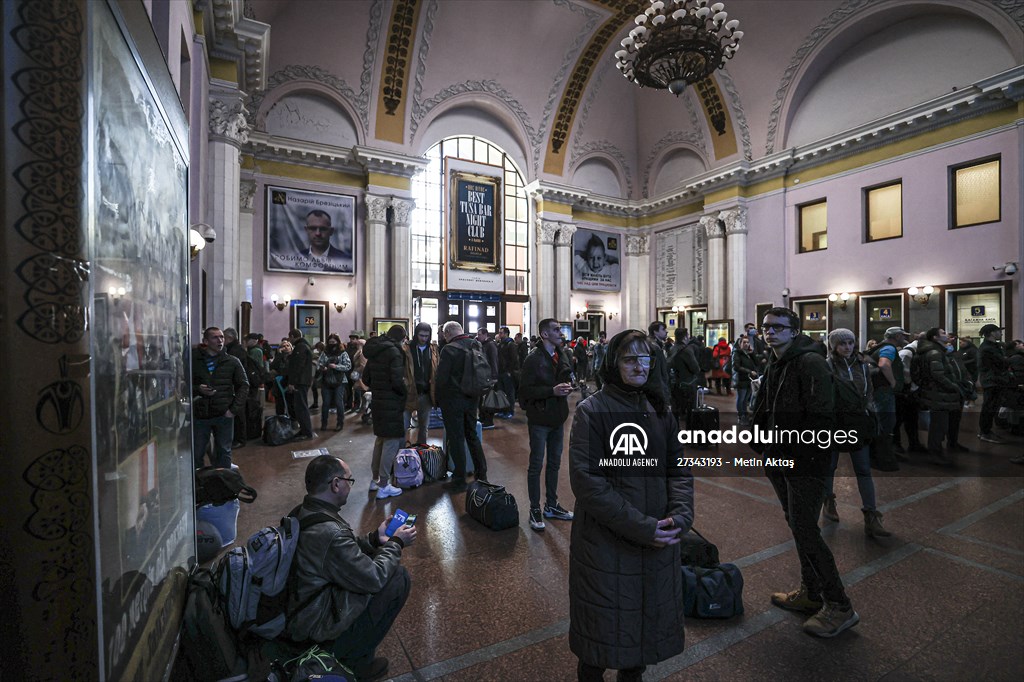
[
  {"xmin": 395, "ymin": 449, "xmax": 425, "ymax": 489},
  {"xmin": 413, "ymin": 444, "xmax": 445, "ymax": 482},
  {"xmin": 682, "ymin": 563, "xmax": 744, "ymax": 619},
  {"xmin": 465, "ymin": 481, "xmax": 519, "ymax": 531},
  {"xmin": 680, "ymin": 528, "xmax": 720, "ymax": 569},
  {"xmin": 195, "ymin": 466, "xmax": 257, "ymax": 506},
  {"xmin": 264, "ymin": 415, "xmax": 300, "ymax": 446}
]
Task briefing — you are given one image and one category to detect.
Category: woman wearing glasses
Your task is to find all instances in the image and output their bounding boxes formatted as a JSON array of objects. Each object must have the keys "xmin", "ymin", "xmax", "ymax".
[{"xmin": 568, "ymin": 329, "xmax": 694, "ymax": 682}]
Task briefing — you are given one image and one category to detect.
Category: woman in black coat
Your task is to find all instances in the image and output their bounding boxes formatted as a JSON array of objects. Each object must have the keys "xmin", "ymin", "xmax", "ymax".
[
  {"xmin": 362, "ymin": 325, "xmax": 409, "ymax": 498},
  {"xmin": 568, "ymin": 329, "xmax": 694, "ymax": 681}
]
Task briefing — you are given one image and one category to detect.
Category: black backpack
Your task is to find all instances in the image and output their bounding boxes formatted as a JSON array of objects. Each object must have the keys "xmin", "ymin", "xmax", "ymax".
[
  {"xmin": 698, "ymin": 347, "xmax": 713, "ymax": 373},
  {"xmin": 461, "ymin": 339, "xmax": 495, "ymax": 398},
  {"xmin": 181, "ymin": 567, "xmax": 247, "ymax": 680}
]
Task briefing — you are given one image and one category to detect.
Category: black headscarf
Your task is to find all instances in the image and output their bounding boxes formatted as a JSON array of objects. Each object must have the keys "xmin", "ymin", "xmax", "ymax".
[{"xmin": 599, "ymin": 329, "xmax": 668, "ymax": 414}]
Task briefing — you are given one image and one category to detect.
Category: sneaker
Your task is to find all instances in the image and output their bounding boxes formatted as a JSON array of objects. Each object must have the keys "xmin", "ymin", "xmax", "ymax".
[
  {"xmin": 481, "ymin": 423, "xmax": 496, "ymax": 430},
  {"xmin": 369, "ymin": 479, "xmax": 380, "ymax": 492},
  {"xmin": 822, "ymin": 495, "xmax": 839, "ymax": 523},
  {"xmin": 544, "ymin": 503, "xmax": 574, "ymax": 521},
  {"xmin": 529, "ymin": 508, "xmax": 546, "ymax": 531},
  {"xmin": 978, "ymin": 432, "xmax": 1004, "ymax": 444},
  {"xmin": 770, "ymin": 585, "xmax": 823, "ymax": 614},
  {"xmin": 803, "ymin": 601, "xmax": 860, "ymax": 638},
  {"xmin": 376, "ymin": 484, "xmax": 403, "ymax": 500}
]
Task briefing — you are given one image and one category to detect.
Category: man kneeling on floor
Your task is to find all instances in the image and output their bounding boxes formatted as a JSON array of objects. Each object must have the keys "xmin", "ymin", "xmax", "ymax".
[{"xmin": 287, "ymin": 455, "xmax": 416, "ymax": 681}]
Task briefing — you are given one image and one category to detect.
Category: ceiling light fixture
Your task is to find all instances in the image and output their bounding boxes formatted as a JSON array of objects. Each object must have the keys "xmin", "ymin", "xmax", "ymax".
[{"xmin": 614, "ymin": 0, "xmax": 743, "ymax": 96}]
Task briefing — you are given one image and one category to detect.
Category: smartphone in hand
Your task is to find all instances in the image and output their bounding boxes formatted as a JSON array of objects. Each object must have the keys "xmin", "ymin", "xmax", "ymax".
[{"xmin": 385, "ymin": 509, "xmax": 409, "ymax": 537}]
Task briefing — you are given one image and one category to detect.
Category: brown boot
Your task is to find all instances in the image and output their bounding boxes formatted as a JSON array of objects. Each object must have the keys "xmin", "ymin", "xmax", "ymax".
[
  {"xmin": 822, "ymin": 495, "xmax": 839, "ymax": 522},
  {"xmin": 863, "ymin": 510, "xmax": 891, "ymax": 537}
]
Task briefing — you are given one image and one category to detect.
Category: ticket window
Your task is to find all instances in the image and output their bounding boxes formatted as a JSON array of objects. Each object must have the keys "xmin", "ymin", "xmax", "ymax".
[
  {"xmin": 864, "ymin": 295, "xmax": 903, "ymax": 346},
  {"xmin": 797, "ymin": 301, "xmax": 827, "ymax": 341}
]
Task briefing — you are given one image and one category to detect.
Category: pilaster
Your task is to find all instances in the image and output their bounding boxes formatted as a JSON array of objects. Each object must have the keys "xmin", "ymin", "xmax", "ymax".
[
  {"xmin": 624, "ymin": 234, "xmax": 651, "ymax": 330},
  {"xmin": 701, "ymin": 214, "xmax": 726, "ymax": 320}
]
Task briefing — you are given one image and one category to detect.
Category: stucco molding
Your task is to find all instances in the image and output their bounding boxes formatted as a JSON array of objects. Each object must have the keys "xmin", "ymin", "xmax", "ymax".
[
  {"xmin": 239, "ymin": 178, "xmax": 256, "ymax": 212},
  {"xmin": 554, "ymin": 223, "xmax": 578, "ymax": 247},
  {"xmin": 625, "ymin": 234, "xmax": 651, "ymax": 256},
  {"xmin": 209, "ymin": 92, "xmax": 250, "ymax": 145},
  {"xmin": 248, "ymin": 65, "xmax": 369, "ymax": 136},
  {"xmin": 642, "ymin": 131, "xmax": 708, "ymax": 199},
  {"xmin": 720, "ymin": 206, "xmax": 748, "ymax": 236},
  {"xmin": 570, "ymin": 140, "xmax": 634, "ymax": 197},
  {"xmin": 538, "ymin": 221, "xmax": 563, "ymax": 245},
  {"xmin": 411, "ymin": 80, "xmax": 539, "ymax": 151},
  {"xmin": 716, "ymin": 69, "xmax": 752, "ymax": 161},
  {"xmin": 410, "ymin": 0, "xmax": 440, "ymax": 137},
  {"xmin": 700, "ymin": 214, "xmax": 725, "ymax": 240}
]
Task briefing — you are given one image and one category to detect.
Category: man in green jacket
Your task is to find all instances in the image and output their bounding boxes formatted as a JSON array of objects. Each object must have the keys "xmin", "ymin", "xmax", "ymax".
[
  {"xmin": 288, "ymin": 455, "xmax": 416, "ymax": 681},
  {"xmin": 191, "ymin": 326, "xmax": 248, "ymax": 468}
]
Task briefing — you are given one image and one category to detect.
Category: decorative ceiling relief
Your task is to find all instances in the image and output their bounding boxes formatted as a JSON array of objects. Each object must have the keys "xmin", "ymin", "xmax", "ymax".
[
  {"xmin": 641, "ymin": 130, "xmax": 706, "ymax": 198},
  {"xmin": 764, "ymin": 0, "xmax": 873, "ymax": 154},
  {"xmin": 248, "ymin": 65, "xmax": 368, "ymax": 134},
  {"xmin": 382, "ymin": 0, "xmax": 419, "ymax": 116},
  {"xmin": 570, "ymin": 65, "xmax": 608, "ymax": 156},
  {"xmin": 411, "ymin": 80, "xmax": 539, "ymax": 148},
  {"xmin": 716, "ymin": 68, "xmax": 752, "ymax": 160},
  {"xmin": 570, "ymin": 140, "xmax": 634, "ymax": 196}
]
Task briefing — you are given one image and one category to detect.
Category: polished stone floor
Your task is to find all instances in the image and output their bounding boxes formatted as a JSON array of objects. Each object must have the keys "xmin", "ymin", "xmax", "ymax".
[{"xmin": 214, "ymin": 390, "xmax": 1023, "ymax": 681}]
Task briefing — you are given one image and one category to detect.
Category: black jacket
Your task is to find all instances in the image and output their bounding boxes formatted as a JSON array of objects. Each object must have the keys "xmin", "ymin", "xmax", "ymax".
[
  {"xmin": 497, "ymin": 338, "xmax": 520, "ymax": 374},
  {"xmin": 646, "ymin": 336, "xmax": 670, "ymax": 404},
  {"xmin": 519, "ymin": 344, "xmax": 574, "ymax": 427},
  {"xmin": 435, "ymin": 334, "xmax": 480, "ymax": 402},
  {"xmin": 286, "ymin": 338, "xmax": 314, "ymax": 386},
  {"xmin": 959, "ymin": 341, "xmax": 979, "ymax": 380},
  {"xmin": 913, "ymin": 339, "xmax": 962, "ymax": 411},
  {"xmin": 480, "ymin": 337, "xmax": 499, "ymax": 379},
  {"xmin": 731, "ymin": 348, "xmax": 759, "ymax": 388},
  {"xmin": 750, "ymin": 334, "xmax": 835, "ymax": 463},
  {"xmin": 978, "ymin": 339, "xmax": 1011, "ymax": 389},
  {"xmin": 666, "ymin": 340, "xmax": 701, "ymax": 388},
  {"xmin": 362, "ymin": 335, "xmax": 408, "ymax": 438},
  {"xmin": 191, "ymin": 348, "xmax": 248, "ymax": 419}
]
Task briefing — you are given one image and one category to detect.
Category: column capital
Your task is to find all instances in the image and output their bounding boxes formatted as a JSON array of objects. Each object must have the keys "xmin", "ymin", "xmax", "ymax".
[
  {"xmin": 700, "ymin": 214, "xmax": 725, "ymax": 240},
  {"xmin": 625, "ymin": 234, "xmax": 650, "ymax": 256},
  {"xmin": 365, "ymin": 194, "xmax": 389, "ymax": 224},
  {"xmin": 390, "ymin": 197, "xmax": 415, "ymax": 226},
  {"xmin": 554, "ymin": 223, "xmax": 577, "ymax": 247},
  {"xmin": 537, "ymin": 220, "xmax": 562, "ymax": 245},
  {"xmin": 720, "ymin": 207, "xmax": 748, "ymax": 236},
  {"xmin": 209, "ymin": 90, "xmax": 250, "ymax": 146}
]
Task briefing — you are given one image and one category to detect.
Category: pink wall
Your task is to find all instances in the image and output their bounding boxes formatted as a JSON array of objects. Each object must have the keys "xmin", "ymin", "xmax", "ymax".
[{"xmin": 744, "ymin": 127, "xmax": 1021, "ymax": 335}]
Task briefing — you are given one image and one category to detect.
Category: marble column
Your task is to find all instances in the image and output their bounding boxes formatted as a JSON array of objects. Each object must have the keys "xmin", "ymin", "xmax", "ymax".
[
  {"xmin": 722, "ymin": 207, "xmax": 748, "ymax": 328},
  {"xmin": 624, "ymin": 234, "xmax": 651, "ymax": 330},
  {"xmin": 364, "ymin": 194, "xmax": 390, "ymax": 325},
  {"xmin": 701, "ymin": 214, "xmax": 725, "ymax": 320},
  {"xmin": 206, "ymin": 88, "xmax": 249, "ymax": 327},
  {"xmin": 535, "ymin": 221, "xmax": 560, "ymax": 324},
  {"xmin": 390, "ymin": 197, "xmax": 415, "ymax": 319},
  {"xmin": 554, "ymin": 223, "xmax": 577, "ymax": 323}
]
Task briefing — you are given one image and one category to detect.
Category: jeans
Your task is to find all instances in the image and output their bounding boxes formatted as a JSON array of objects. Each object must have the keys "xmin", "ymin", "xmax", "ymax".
[
  {"xmin": 290, "ymin": 384, "xmax": 314, "ymax": 436},
  {"xmin": 735, "ymin": 386, "xmax": 751, "ymax": 418},
  {"xmin": 980, "ymin": 387, "xmax": 1003, "ymax": 434},
  {"xmin": 408, "ymin": 392, "xmax": 432, "ymax": 445},
  {"xmin": 329, "ymin": 566, "xmax": 411, "ymax": 672},
  {"xmin": 193, "ymin": 415, "xmax": 234, "ymax": 468},
  {"xmin": 498, "ymin": 372, "xmax": 516, "ymax": 416},
  {"xmin": 320, "ymin": 383, "xmax": 346, "ymax": 430},
  {"xmin": 826, "ymin": 446, "xmax": 877, "ymax": 511},
  {"xmin": 527, "ymin": 423, "xmax": 564, "ymax": 509},
  {"xmin": 371, "ymin": 437, "xmax": 403, "ymax": 485},
  {"xmin": 440, "ymin": 399, "xmax": 487, "ymax": 480},
  {"xmin": 765, "ymin": 463, "xmax": 849, "ymax": 605}
]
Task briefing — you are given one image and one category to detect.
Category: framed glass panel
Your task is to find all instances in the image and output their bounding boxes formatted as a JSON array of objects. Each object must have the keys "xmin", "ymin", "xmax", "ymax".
[
  {"xmin": 951, "ymin": 290, "xmax": 1001, "ymax": 345},
  {"xmin": 866, "ymin": 181, "xmax": 902, "ymax": 242},
  {"xmin": 799, "ymin": 200, "xmax": 827, "ymax": 253},
  {"xmin": 864, "ymin": 295, "xmax": 902, "ymax": 345},
  {"xmin": 952, "ymin": 157, "xmax": 1000, "ymax": 228},
  {"xmin": 797, "ymin": 300, "xmax": 828, "ymax": 336}
]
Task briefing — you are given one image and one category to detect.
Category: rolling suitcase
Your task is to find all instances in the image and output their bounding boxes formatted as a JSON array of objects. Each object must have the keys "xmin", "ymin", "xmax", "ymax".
[{"xmin": 689, "ymin": 388, "xmax": 719, "ymax": 450}]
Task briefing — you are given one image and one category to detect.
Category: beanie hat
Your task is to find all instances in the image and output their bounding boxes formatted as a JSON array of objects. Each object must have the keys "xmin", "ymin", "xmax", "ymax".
[{"xmin": 827, "ymin": 328, "xmax": 856, "ymax": 350}]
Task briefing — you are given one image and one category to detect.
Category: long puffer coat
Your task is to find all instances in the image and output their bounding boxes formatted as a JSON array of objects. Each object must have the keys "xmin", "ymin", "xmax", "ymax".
[
  {"xmin": 362, "ymin": 335, "xmax": 408, "ymax": 438},
  {"xmin": 568, "ymin": 382, "xmax": 694, "ymax": 670}
]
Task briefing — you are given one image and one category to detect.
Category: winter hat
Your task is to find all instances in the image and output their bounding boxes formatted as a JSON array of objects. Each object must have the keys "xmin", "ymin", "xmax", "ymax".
[
  {"xmin": 827, "ymin": 328, "xmax": 856, "ymax": 350},
  {"xmin": 599, "ymin": 329, "xmax": 668, "ymax": 414},
  {"xmin": 386, "ymin": 324, "xmax": 408, "ymax": 342}
]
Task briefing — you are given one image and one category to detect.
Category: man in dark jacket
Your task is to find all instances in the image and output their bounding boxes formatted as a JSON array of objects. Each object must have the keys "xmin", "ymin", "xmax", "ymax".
[
  {"xmin": 223, "ymin": 328, "xmax": 250, "ymax": 448},
  {"xmin": 647, "ymin": 321, "xmax": 670, "ymax": 405},
  {"xmin": 363, "ymin": 326, "xmax": 409, "ymax": 499},
  {"xmin": 404, "ymin": 323, "xmax": 438, "ymax": 446},
  {"xmin": 435, "ymin": 321, "xmax": 488, "ymax": 491},
  {"xmin": 667, "ymin": 328, "xmax": 702, "ymax": 425},
  {"xmin": 285, "ymin": 329, "xmax": 316, "ymax": 439},
  {"xmin": 476, "ymin": 328, "xmax": 500, "ymax": 429},
  {"xmin": 495, "ymin": 326, "xmax": 520, "ymax": 419},
  {"xmin": 288, "ymin": 455, "xmax": 415, "ymax": 681},
  {"xmin": 913, "ymin": 328, "xmax": 963, "ymax": 464},
  {"xmin": 751, "ymin": 307, "xmax": 857, "ymax": 638},
  {"xmin": 519, "ymin": 318, "xmax": 576, "ymax": 531},
  {"xmin": 959, "ymin": 336, "xmax": 979, "ymax": 385},
  {"xmin": 978, "ymin": 324, "xmax": 1011, "ymax": 443},
  {"xmin": 191, "ymin": 327, "xmax": 248, "ymax": 468}
]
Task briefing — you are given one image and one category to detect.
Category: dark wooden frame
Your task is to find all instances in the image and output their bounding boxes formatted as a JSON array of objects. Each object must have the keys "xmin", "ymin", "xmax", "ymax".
[
  {"xmin": 864, "ymin": 178, "xmax": 903, "ymax": 243},
  {"xmin": 949, "ymin": 154, "xmax": 1001, "ymax": 229},
  {"xmin": 797, "ymin": 198, "xmax": 828, "ymax": 254}
]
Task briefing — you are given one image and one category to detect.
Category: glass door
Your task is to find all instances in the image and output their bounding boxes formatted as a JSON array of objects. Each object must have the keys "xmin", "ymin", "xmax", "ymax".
[{"xmin": 863, "ymin": 295, "xmax": 903, "ymax": 345}]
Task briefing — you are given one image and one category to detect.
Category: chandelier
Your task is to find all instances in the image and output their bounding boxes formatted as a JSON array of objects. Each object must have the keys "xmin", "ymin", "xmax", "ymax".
[{"xmin": 615, "ymin": 0, "xmax": 743, "ymax": 96}]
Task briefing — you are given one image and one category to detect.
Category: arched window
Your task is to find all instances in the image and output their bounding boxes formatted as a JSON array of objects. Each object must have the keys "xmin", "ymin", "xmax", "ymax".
[{"xmin": 411, "ymin": 136, "xmax": 530, "ymax": 296}]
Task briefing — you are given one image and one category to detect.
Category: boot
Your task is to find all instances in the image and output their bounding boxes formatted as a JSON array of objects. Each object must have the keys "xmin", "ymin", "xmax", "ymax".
[
  {"xmin": 822, "ymin": 495, "xmax": 839, "ymax": 522},
  {"xmin": 863, "ymin": 509, "xmax": 891, "ymax": 537}
]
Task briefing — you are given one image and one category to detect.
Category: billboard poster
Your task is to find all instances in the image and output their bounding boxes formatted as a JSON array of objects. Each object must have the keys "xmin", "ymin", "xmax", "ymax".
[
  {"xmin": 449, "ymin": 171, "xmax": 500, "ymax": 272},
  {"xmin": 266, "ymin": 186, "xmax": 356, "ymax": 275},
  {"xmin": 572, "ymin": 227, "xmax": 622, "ymax": 292}
]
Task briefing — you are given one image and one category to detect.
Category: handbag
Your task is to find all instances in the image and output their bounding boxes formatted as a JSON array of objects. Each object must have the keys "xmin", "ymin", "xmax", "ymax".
[
  {"xmin": 481, "ymin": 386, "xmax": 511, "ymax": 412},
  {"xmin": 195, "ymin": 467, "xmax": 257, "ymax": 506}
]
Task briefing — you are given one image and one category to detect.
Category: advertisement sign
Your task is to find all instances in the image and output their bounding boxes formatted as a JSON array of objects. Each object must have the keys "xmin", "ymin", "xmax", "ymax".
[
  {"xmin": 572, "ymin": 227, "xmax": 622, "ymax": 292},
  {"xmin": 449, "ymin": 171, "xmax": 500, "ymax": 272},
  {"xmin": 266, "ymin": 186, "xmax": 356, "ymax": 275}
]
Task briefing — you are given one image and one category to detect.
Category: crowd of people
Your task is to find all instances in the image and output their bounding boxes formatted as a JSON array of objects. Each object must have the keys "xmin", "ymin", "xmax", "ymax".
[{"xmin": 190, "ymin": 311, "xmax": 1023, "ymax": 680}]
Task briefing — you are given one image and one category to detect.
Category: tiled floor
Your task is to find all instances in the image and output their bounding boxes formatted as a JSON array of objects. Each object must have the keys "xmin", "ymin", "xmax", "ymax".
[{"xmin": 218, "ymin": 392, "xmax": 1024, "ymax": 681}]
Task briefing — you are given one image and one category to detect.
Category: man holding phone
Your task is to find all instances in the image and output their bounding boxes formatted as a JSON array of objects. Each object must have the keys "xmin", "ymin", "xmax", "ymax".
[
  {"xmin": 288, "ymin": 455, "xmax": 416, "ymax": 681},
  {"xmin": 191, "ymin": 326, "xmax": 248, "ymax": 468}
]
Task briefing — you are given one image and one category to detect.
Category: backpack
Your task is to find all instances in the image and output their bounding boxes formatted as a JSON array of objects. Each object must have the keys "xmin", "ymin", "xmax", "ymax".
[
  {"xmin": 268, "ymin": 644, "xmax": 352, "ymax": 682},
  {"xmin": 867, "ymin": 343, "xmax": 905, "ymax": 392},
  {"xmin": 181, "ymin": 567, "xmax": 247, "ymax": 680},
  {"xmin": 217, "ymin": 512, "xmax": 336, "ymax": 640},
  {"xmin": 461, "ymin": 339, "xmax": 495, "ymax": 398},
  {"xmin": 698, "ymin": 347, "xmax": 713, "ymax": 373},
  {"xmin": 196, "ymin": 466, "xmax": 258, "ymax": 507},
  {"xmin": 394, "ymin": 448, "xmax": 425, "ymax": 488}
]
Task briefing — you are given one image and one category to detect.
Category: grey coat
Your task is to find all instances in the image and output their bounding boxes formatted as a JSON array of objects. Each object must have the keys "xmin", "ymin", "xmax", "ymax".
[{"xmin": 568, "ymin": 384, "xmax": 694, "ymax": 669}]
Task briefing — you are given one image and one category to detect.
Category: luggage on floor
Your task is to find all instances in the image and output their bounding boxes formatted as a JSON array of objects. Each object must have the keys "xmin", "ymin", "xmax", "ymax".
[
  {"xmin": 679, "ymin": 527, "xmax": 720, "ymax": 569},
  {"xmin": 264, "ymin": 380, "xmax": 300, "ymax": 445},
  {"xmin": 395, "ymin": 448, "xmax": 425, "ymax": 488},
  {"xmin": 195, "ymin": 466, "xmax": 257, "ymax": 507},
  {"xmin": 465, "ymin": 480, "xmax": 519, "ymax": 531},
  {"xmin": 682, "ymin": 563, "xmax": 744, "ymax": 619},
  {"xmin": 181, "ymin": 567, "xmax": 247, "ymax": 681},
  {"xmin": 413, "ymin": 443, "xmax": 445, "ymax": 482},
  {"xmin": 446, "ymin": 420, "xmax": 483, "ymax": 474},
  {"xmin": 427, "ymin": 406, "xmax": 444, "ymax": 429},
  {"xmin": 689, "ymin": 388, "xmax": 719, "ymax": 450}
]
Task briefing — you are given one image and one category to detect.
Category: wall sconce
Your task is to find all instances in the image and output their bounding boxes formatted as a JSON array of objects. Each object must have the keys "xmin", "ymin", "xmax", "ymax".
[
  {"xmin": 188, "ymin": 228, "xmax": 206, "ymax": 260},
  {"xmin": 671, "ymin": 305, "xmax": 679, "ymax": 313},
  {"xmin": 608, "ymin": 310, "xmax": 618, "ymax": 320},
  {"xmin": 108, "ymin": 286, "xmax": 126, "ymax": 302},
  {"xmin": 334, "ymin": 299, "xmax": 349, "ymax": 313},
  {"xmin": 575, "ymin": 306, "xmax": 588, "ymax": 319},
  {"xmin": 781, "ymin": 288, "xmax": 791, "ymax": 299},
  {"xmin": 270, "ymin": 293, "xmax": 287, "ymax": 311},
  {"xmin": 827, "ymin": 292, "xmax": 851, "ymax": 311},
  {"xmin": 907, "ymin": 285, "xmax": 934, "ymax": 305}
]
